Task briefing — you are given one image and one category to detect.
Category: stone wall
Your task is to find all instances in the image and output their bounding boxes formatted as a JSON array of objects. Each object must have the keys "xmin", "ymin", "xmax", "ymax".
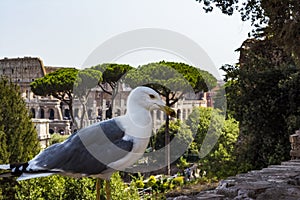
[
  {"xmin": 0, "ymin": 57, "xmax": 45, "ymax": 85},
  {"xmin": 167, "ymin": 160, "xmax": 300, "ymax": 200},
  {"xmin": 31, "ymin": 119, "xmax": 51, "ymax": 148}
]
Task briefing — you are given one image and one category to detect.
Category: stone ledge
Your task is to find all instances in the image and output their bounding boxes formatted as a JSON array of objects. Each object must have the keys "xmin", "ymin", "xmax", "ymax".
[{"xmin": 167, "ymin": 160, "xmax": 300, "ymax": 199}]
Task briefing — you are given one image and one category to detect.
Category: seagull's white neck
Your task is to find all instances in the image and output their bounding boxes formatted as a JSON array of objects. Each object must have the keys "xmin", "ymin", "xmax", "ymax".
[
  {"xmin": 127, "ymin": 101, "xmax": 152, "ymax": 126},
  {"xmin": 116, "ymin": 100, "xmax": 152, "ymax": 139}
]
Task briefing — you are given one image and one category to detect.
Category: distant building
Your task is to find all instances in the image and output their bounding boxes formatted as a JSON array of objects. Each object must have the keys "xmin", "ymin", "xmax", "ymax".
[
  {"xmin": 0, "ymin": 57, "xmax": 70, "ymax": 147},
  {"xmin": 31, "ymin": 119, "xmax": 51, "ymax": 149}
]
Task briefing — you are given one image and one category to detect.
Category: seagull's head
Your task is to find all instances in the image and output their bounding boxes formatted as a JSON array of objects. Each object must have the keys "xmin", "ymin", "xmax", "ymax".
[{"xmin": 128, "ymin": 86, "xmax": 176, "ymax": 117}]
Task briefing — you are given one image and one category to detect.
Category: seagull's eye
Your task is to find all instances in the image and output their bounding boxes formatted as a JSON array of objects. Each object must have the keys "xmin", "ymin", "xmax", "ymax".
[{"xmin": 149, "ymin": 94, "xmax": 155, "ymax": 99}]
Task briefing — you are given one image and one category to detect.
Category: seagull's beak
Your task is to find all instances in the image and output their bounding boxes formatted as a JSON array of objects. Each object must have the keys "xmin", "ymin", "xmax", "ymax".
[{"xmin": 158, "ymin": 104, "xmax": 176, "ymax": 117}]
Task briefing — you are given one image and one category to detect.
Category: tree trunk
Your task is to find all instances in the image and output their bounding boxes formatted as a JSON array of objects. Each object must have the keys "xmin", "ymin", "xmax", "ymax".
[
  {"xmin": 79, "ymin": 98, "xmax": 88, "ymax": 129},
  {"xmin": 66, "ymin": 101, "xmax": 78, "ymax": 133},
  {"xmin": 165, "ymin": 95, "xmax": 171, "ymax": 175}
]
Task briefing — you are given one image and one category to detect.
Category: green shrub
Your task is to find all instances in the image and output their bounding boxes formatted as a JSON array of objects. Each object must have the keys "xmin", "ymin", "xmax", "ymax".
[
  {"xmin": 172, "ymin": 176, "xmax": 184, "ymax": 186},
  {"xmin": 146, "ymin": 175, "xmax": 157, "ymax": 188},
  {"xmin": 135, "ymin": 180, "xmax": 144, "ymax": 189}
]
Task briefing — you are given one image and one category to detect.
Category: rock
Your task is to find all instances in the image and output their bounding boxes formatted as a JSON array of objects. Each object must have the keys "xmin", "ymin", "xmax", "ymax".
[{"xmin": 167, "ymin": 195, "xmax": 191, "ymax": 200}]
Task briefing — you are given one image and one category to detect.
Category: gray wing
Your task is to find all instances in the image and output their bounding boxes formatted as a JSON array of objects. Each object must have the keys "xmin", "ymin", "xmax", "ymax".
[{"xmin": 32, "ymin": 119, "xmax": 133, "ymax": 175}]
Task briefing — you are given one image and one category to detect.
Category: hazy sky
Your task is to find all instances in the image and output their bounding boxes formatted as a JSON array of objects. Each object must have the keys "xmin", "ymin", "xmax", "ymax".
[{"xmin": 0, "ymin": 0, "xmax": 252, "ymax": 78}]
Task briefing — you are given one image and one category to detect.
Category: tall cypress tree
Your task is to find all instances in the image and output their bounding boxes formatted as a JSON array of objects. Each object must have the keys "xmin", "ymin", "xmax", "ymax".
[{"xmin": 0, "ymin": 78, "xmax": 40, "ymax": 199}]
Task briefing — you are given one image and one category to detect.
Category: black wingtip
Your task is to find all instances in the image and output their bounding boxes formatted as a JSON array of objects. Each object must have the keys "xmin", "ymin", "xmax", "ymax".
[{"xmin": 10, "ymin": 162, "xmax": 29, "ymax": 176}]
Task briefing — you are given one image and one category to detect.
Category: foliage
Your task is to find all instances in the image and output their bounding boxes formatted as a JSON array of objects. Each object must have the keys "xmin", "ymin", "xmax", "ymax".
[
  {"xmin": 109, "ymin": 173, "xmax": 140, "ymax": 200},
  {"xmin": 280, "ymin": 71, "xmax": 300, "ymax": 134},
  {"xmin": 0, "ymin": 130, "xmax": 8, "ymax": 172},
  {"xmin": 49, "ymin": 133, "xmax": 69, "ymax": 145},
  {"xmin": 146, "ymin": 175, "xmax": 157, "ymax": 188},
  {"xmin": 135, "ymin": 179, "xmax": 145, "ymax": 189},
  {"xmin": 176, "ymin": 157, "xmax": 190, "ymax": 170},
  {"xmin": 61, "ymin": 177, "xmax": 96, "ymax": 200},
  {"xmin": 172, "ymin": 176, "xmax": 184, "ymax": 186},
  {"xmin": 16, "ymin": 176, "xmax": 97, "ymax": 200},
  {"xmin": 30, "ymin": 68, "xmax": 79, "ymax": 125},
  {"xmin": 195, "ymin": 0, "xmax": 300, "ymax": 63},
  {"xmin": 158, "ymin": 61, "xmax": 217, "ymax": 91},
  {"xmin": 154, "ymin": 120, "xmax": 193, "ymax": 152},
  {"xmin": 73, "ymin": 68, "xmax": 102, "ymax": 128},
  {"xmin": 0, "ymin": 78, "xmax": 41, "ymax": 199},
  {"xmin": 221, "ymin": 39, "xmax": 298, "ymax": 170},
  {"xmin": 92, "ymin": 63, "xmax": 133, "ymax": 118},
  {"xmin": 195, "ymin": 1, "xmax": 299, "ymax": 171},
  {"xmin": 30, "ymin": 68, "xmax": 78, "ymax": 101},
  {"xmin": 195, "ymin": 0, "xmax": 266, "ymax": 25},
  {"xmin": 213, "ymin": 84, "xmax": 227, "ymax": 111},
  {"xmin": 125, "ymin": 61, "xmax": 217, "ymax": 106},
  {"xmin": 92, "ymin": 63, "xmax": 133, "ymax": 96},
  {"xmin": 30, "ymin": 67, "xmax": 102, "ymax": 129},
  {"xmin": 260, "ymin": 0, "xmax": 300, "ymax": 63},
  {"xmin": 15, "ymin": 173, "xmax": 140, "ymax": 200},
  {"xmin": 151, "ymin": 106, "xmax": 239, "ymax": 179},
  {"xmin": 135, "ymin": 175, "xmax": 175, "ymax": 194},
  {"xmin": 186, "ymin": 107, "xmax": 239, "ymax": 178},
  {"xmin": 74, "ymin": 68, "xmax": 102, "ymax": 97},
  {"xmin": 16, "ymin": 175, "xmax": 67, "ymax": 200}
]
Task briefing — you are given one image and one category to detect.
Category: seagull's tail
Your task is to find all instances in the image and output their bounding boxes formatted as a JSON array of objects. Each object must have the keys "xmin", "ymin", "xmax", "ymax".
[{"xmin": 0, "ymin": 163, "xmax": 56, "ymax": 181}]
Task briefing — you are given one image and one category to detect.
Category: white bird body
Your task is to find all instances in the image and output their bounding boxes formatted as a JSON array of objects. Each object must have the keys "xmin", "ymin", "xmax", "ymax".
[{"xmin": 0, "ymin": 86, "xmax": 174, "ymax": 181}]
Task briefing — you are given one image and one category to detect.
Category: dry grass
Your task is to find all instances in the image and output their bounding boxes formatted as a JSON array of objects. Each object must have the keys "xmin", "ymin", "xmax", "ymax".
[{"xmin": 166, "ymin": 179, "xmax": 219, "ymax": 198}]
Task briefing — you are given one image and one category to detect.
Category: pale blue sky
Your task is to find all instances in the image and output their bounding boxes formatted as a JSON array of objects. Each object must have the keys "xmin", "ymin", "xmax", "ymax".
[{"xmin": 0, "ymin": 0, "xmax": 251, "ymax": 78}]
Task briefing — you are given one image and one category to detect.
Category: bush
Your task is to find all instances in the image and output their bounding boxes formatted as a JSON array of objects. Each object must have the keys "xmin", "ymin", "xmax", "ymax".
[
  {"xmin": 49, "ymin": 133, "xmax": 69, "ymax": 145},
  {"xmin": 0, "ymin": 78, "xmax": 41, "ymax": 199},
  {"xmin": 135, "ymin": 180, "xmax": 144, "ymax": 189},
  {"xmin": 172, "ymin": 176, "xmax": 184, "ymax": 186},
  {"xmin": 186, "ymin": 107, "xmax": 239, "ymax": 179},
  {"xmin": 146, "ymin": 175, "xmax": 157, "ymax": 188}
]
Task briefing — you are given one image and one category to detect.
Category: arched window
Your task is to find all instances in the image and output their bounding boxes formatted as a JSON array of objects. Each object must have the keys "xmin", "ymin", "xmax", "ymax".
[
  {"xmin": 106, "ymin": 106, "xmax": 112, "ymax": 119},
  {"xmin": 177, "ymin": 109, "xmax": 181, "ymax": 119},
  {"xmin": 49, "ymin": 109, "xmax": 55, "ymax": 120},
  {"xmin": 40, "ymin": 108, "xmax": 45, "ymax": 119},
  {"xmin": 64, "ymin": 109, "xmax": 70, "ymax": 120},
  {"xmin": 49, "ymin": 129, "xmax": 54, "ymax": 134},
  {"xmin": 30, "ymin": 108, "xmax": 35, "ymax": 118},
  {"xmin": 97, "ymin": 109, "xmax": 102, "ymax": 120},
  {"xmin": 88, "ymin": 109, "xmax": 93, "ymax": 120}
]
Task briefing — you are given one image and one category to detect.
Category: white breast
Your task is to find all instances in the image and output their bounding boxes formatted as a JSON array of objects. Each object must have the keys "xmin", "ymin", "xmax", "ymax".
[{"xmin": 108, "ymin": 116, "xmax": 152, "ymax": 171}]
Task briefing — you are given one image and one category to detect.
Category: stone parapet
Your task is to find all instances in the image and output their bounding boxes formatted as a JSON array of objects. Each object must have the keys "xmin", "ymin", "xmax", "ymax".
[{"xmin": 167, "ymin": 160, "xmax": 300, "ymax": 200}]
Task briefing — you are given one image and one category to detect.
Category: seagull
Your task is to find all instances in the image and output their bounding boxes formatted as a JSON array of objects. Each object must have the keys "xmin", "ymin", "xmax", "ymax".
[{"xmin": 0, "ymin": 86, "xmax": 175, "ymax": 199}]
